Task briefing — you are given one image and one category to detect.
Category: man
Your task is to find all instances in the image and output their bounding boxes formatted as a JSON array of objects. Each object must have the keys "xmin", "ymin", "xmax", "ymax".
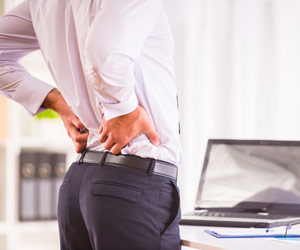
[{"xmin": 0, "ymin": 0, "xmax": 183, "ymax": 249}]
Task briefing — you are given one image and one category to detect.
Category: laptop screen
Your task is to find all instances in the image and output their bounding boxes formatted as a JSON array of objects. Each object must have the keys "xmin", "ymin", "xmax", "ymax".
[{"xmin": 196, "ymin": 140, "xmax": 300, "ymax": 212}]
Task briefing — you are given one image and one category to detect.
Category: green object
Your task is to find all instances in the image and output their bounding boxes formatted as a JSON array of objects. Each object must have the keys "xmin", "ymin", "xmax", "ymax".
[{"xmin": 35, "ymin": 109, "xmax": 60, "ymax": 119}]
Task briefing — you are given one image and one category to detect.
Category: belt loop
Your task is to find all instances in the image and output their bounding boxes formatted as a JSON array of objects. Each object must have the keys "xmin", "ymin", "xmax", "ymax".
[
  {"xmin": 99, "ymin": 151, "xmax": 109, "ymax": 166},
  {"xmin": 148, "ymin": 158, "xmax": 156, "ymax": 177},
  {"xmin": 78, "ymin": 148, "xmax": 88, "ymax": 164}
]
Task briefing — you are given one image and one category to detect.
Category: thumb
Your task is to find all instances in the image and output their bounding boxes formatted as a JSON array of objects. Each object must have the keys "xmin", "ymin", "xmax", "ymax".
[
  {"xmin": 145, "ymin": 126, "xmax": 160, "ymax": 146},
  {"xmin": 138, "ymin": 106, "xmax": 160, "ymax": 146}
]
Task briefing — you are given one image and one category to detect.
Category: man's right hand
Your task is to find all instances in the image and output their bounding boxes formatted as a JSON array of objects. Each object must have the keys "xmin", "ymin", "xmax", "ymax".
[
  {"xmin": 99, "ymin": 105, "xmax": 160, "ymax": 154},
  {"xmin": 42, "ymin": 88, "xmax": 89, "ymax": 153},
  {"xmin": 59, "ymin": 111, "xmax": 89, "ymax": 153}
]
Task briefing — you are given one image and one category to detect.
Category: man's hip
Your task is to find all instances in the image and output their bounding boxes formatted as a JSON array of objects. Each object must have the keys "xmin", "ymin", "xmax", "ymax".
[{"xmin": 58, "ymin": 151, "xmax": 181, "ymax": 250}]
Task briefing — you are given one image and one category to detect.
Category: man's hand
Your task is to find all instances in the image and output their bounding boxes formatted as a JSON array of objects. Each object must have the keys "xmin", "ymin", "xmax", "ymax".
[
  {"xmin": 42, "ymin": 88, "xmax": 89, "ymax": 153},
  {"xmin": 99, "ymin": 105, "xmax": 160, "ymax": 154},
  {"xmin": 59, "ymin": 112, "xmax": 89, "ymax": 153}
]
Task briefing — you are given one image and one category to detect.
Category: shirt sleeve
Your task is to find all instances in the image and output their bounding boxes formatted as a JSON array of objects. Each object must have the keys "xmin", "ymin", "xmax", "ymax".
[
  {"xmin": 84, "ymin": 0, "xmax": 162, "ymax": 121},
  {"xmin": 0, "ymin": 1, "xmax": 55, "ymax": 116}
]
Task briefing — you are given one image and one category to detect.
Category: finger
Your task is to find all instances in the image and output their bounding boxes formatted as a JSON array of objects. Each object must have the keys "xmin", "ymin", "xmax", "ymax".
[
  {"xmin": 69, "ymin": 124, "xmax": 82, "ymax": 137},
  {"xmin": 68, "ymin": 125, "xmax": 78, "ymax": 140},
  {"xmin": 99, "ymin": 118, "xmax": 106, "ymax": 134},
  {"xmin": 68, "ymin": 123, "xmax": 88, "ymax": 143},
  {"xmin": 147, "ymin": 131, "xmax": 160, "ymax": 146},
  {"xmin": 111, "ymin": 143, "xmax": 123, "ymax": 155},
  {"xmin": 71, "ymin": 117, "xmax": 89, "ymax": 136},
  {"xmin": 75, "ymin": 142, "xmax": 87, "ymax": 153},
  {"xmin": 138, "ymin": 106, "xmax": 160, "ymax": 146},
  {"xmin": 99, "ymin": 132, "xmax": 108, "ymax": 143},
  {"xmin": 144, "ymin": 124, "xmax": 160, "ymax": 146},
  {"xmin": 103, "ymin": 138, "xmax": 115, "ymax": 151},
  {"xmin": 74, "ymin": 133, "xmax": 89, "ymax": 143}
]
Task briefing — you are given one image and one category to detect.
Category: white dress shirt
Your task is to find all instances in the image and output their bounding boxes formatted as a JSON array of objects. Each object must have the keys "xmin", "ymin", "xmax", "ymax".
[{"xmin": 0, "ymin": 0, "xmax": 183, "ymax": 165}]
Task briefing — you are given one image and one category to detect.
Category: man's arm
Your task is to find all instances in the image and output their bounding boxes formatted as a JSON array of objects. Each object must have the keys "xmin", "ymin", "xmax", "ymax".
[
  {"xmin": 85, "ymin": 0, "xmax": 161, "ymax": 153},
  {"xmin": 0, "ymin": 2, "xmax": 54, "ymax": 115},
  {"xmin": 0, "ymin": 2, "xmax": 87, "ymax": 152}
]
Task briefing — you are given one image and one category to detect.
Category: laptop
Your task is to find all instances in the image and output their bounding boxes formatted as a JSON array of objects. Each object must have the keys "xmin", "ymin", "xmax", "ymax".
[{"xmin": 180, "ymin": 139, "xmax": 300, "ymax": 228}]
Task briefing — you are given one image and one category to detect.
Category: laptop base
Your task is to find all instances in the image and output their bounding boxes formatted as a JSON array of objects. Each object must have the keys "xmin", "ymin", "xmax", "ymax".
[{"xmin": 180, "ymin": 214, "xmax": 300, "ymax": 228}]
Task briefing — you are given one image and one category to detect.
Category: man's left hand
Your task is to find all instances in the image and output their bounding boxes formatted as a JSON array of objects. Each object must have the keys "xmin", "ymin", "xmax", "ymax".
[{"xmin": 99, "ymin": 105, "xmax": 160, "ymax": 154}]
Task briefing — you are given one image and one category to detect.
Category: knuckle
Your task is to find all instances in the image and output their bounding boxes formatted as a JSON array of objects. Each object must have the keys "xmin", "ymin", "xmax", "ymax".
[
  {"xmin": 99, "ymin": 136, "xmax": 106, "ymax": 143},
  {"xmin": 119, "ymin": 139, "xmax": 126, "ymax": 146},
  {"xmin": 110, "ymin": 133, "xmax": 117, "ymax": 141},
  {"xmin": 74, "ymin": 135, "xmax": 80, "ymax": 142},
  {"xmin": 119, "ymin": 136, "xmax": 129, "ymax": 146},
  {"xmin": 102, "ymin": 126, "xmax": 108, "ymax": 134}
]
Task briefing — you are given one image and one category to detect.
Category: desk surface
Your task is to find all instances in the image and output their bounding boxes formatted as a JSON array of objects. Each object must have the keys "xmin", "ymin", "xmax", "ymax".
[{"xmin": 180, "ymin": 225, "xmax": 300, "ymax": 250}]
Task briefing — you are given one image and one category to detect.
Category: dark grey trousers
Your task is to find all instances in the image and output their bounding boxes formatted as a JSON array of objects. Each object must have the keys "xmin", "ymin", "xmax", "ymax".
[{"xmin": 57, "ymin": 160, "xmax": 181, "ymax": 250}]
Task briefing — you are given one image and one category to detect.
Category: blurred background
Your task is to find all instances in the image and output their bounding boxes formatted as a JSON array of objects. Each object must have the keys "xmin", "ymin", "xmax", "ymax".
[{"xmin": 1, "ymin": 0, "xmax": 300, "ymax": 249}]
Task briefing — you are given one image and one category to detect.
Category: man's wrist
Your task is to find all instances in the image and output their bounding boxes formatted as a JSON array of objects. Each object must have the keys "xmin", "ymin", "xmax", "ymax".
[
  {"xmin": 102, "ymin": 97, "xmax": 138, "ymax": 121},
  {"xmin": 42, "ymin": 88, "xmax": 69, "ymax": 116}
]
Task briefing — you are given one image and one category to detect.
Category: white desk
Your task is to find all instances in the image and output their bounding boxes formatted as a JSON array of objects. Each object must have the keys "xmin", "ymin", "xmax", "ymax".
[{"xmin": 180, "ymin": 225, "xmax": 300, "ymax": 250}]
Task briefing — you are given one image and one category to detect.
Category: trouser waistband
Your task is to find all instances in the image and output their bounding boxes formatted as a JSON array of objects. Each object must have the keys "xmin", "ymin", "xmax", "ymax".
[{"xmin": 76, "ymin": 150, "xmax": 178, "ymax": 181}]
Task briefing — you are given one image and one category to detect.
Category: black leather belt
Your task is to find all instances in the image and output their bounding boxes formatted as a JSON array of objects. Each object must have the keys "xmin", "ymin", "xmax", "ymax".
[{"xmin": 76, "ymin": 150, "xmax": 178, "ymax": 181}]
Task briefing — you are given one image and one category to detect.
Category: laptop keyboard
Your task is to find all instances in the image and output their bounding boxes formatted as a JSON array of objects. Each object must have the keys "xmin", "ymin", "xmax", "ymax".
[{"xmin": 195, "ymin": 211, "xmax": 288, "ymax": 220}]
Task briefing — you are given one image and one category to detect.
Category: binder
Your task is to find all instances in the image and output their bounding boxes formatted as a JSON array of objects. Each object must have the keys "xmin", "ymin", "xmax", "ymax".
[
  {"xmin": 52, "ymin": 153, "xmax": 66, "ymax": 218},
  {"xmin": 37, "ymin": 152, "xmax": 53, "ymax": 220},
  {"xmin": 19, "ymin": 151, "xmax": 67, "ymax": 221},
  {"xmin": 19, "ymin": 152, "xmax": 38, "ymax": 221}
]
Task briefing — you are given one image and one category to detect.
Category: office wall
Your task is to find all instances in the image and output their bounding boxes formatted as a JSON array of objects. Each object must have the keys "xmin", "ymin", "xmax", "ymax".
[{"xmin": 165, "ymin": 0, "xmax": 300, "ymax": 212}]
